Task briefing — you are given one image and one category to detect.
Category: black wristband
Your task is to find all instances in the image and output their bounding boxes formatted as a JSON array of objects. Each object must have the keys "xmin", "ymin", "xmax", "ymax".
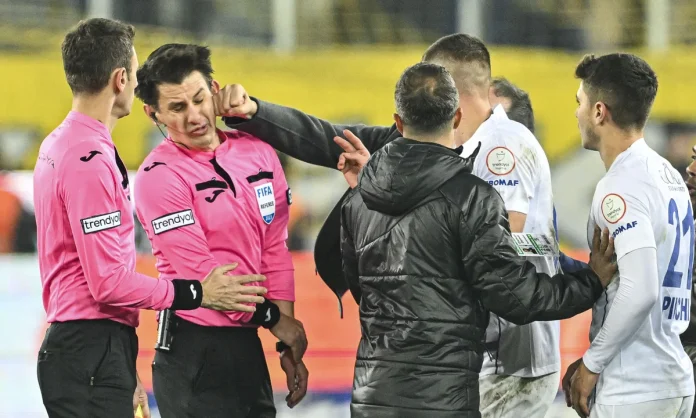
[
  {"xmin": 276, "ymin": 341, "xmax": 290, "ymax": 353},
  {"xmin": 249, "ymin": 300, "xmax": 281, "ymax": 328},
  {"xmin": 170, "ymin": 279, "xmax": 203, "ymax": 310}
]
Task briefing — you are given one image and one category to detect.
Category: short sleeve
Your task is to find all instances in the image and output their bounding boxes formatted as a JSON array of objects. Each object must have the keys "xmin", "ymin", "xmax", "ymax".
[
  {"xmin": 474, "ymin": 140, "xmax": 536, "ymax": 215},
  {"xmin": 592, "ymin": 177, "xmax": 656, "ymax": 260}
]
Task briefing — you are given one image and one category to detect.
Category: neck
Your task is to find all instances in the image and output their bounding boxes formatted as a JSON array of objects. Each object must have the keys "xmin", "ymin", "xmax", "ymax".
[
  {"xmin": 403, "ymin": 130, "xmax": 454, "ymax": 148},
  {"xmin": 598, "ymin": 128, "xmax": 644, "ymax": 170},
  {"xmin": 455, "ymin": 93, "xmax": 492, "ymax": 146},
  {"xmin": 72, "ymin": 93, "xmax": 118, "ymax": 133},
  {"xmin": 173, "ymin": 130, "xmax": 222, "ymax": 152}
]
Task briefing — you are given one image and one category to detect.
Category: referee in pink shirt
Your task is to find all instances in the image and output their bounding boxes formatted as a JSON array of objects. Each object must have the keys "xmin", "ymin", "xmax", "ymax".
[
  {"xmin": 34, "ymin": 19, "xmax": 268, "ymax": 418},
  {"xmin": 133, "ymin": 44, "xmax": 309, "ymax": 417}
]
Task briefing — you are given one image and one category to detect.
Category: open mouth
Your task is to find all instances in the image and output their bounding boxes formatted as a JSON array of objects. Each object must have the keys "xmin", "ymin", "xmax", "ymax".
[
  {"xmin": 191, "ymin": 124, "xmax": 208, "ymax": 136},
  {"xmin": 687, "ymin": 184, "xmax": 696, "ymax": 195}
]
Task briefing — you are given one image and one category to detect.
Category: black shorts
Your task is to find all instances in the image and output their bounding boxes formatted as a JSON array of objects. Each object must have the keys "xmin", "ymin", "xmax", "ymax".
[
  {"xmin": 152, "ymin": 316, "xmax": 275, "ymax": 418},
  {"xmin": 37, "ymin": 319, "xmax": 138, "ymax": 418}
]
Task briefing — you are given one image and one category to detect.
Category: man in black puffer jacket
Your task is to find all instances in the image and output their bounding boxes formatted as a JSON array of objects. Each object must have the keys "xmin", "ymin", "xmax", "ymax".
[{"xmin": 337, "ymin": 63, "xmax": 616, "ymax": 418}]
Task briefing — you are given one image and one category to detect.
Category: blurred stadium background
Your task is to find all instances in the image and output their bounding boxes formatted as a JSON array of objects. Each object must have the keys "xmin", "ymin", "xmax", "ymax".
[{"xmin": 1, "ymin": 0, "xmax": 696, "ymax": 416}]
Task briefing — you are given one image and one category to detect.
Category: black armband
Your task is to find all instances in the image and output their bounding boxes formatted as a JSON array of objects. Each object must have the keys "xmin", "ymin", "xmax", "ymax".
[
  {"xmin": 170, "ymin": 279, "xmax": 203, "ymax": 310},
  {"xmin": 248, "ymin": 299, "xmax": 281, "ymax": 328},
  {"xmin": 276, "ymin": 341, "xmax": 290, "ymax": 353}
]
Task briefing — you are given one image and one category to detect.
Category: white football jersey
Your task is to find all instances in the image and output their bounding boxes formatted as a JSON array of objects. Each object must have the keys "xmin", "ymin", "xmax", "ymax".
[
  {"xmin": 463, "ymin": 105, "xmax": 560, "ymax": 377},
  {"xmin": 587, "ymin": 138, "xmax": 694, "ymax": 404}
]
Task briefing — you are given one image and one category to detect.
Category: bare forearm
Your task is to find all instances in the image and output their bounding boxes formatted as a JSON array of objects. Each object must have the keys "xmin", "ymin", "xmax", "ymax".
[
  {"xmin": 508, "ymin": 211, "xmax": 527, "ymax": 233},
  {"xmin": 272, "ymin": 300, "xmax": 295, "ymax": 317}
]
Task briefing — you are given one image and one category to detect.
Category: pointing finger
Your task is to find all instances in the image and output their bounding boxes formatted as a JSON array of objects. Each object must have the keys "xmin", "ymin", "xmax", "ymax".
[
  {"xmin": 343, "ymin": 129, "xmax": 368, "ymax": 151},
  {"xmin": 334, "ymin": 136, "xmax": 356, "ymax": 153}
]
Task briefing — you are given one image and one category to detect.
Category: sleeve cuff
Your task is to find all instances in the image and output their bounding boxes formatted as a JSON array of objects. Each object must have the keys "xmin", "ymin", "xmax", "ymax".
[
  {"xmin": 582, "ymin": 351, "xmax": 604, "ymax": 374},
  {"xmin": 223, "ymin": 97, "xmax": 262, "ymax": 127},
  {"xmin": 170, "ymin": 279, "xmax": 203, "ymax": 310},
  {"xmin": 616, "ymin": 244, "xmax": 657, "ymax": 262},
  {"xmin": 263, "ymin": 269, "xmax": 295, "ymax": 302},
  {"xmin": 504, "ymin": 200, "xmax": 530, "ymax": 215}
]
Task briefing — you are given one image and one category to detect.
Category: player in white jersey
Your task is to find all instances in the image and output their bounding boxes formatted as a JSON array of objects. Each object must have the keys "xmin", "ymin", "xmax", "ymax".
[
  {"xmin": 427, "ymin": 54, "xmax": 562, "ymax": 418},
  {"xmin": 460, "ymin": 95, "xmax": 562, "ymax": 418},
  {"xmin": 563, "ymin": 53, "xmax": 695, "ymax": 418}
]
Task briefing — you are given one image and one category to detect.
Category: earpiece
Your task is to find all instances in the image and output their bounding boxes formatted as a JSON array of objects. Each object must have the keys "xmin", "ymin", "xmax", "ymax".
[{"xmin": 150, "ymin": 112, "xmax": 158, "ymax": 123}]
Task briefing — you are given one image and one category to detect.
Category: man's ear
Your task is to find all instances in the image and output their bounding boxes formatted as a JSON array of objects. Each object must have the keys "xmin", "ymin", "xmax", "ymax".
[
  {"xmin": 144, "ymin": 105, "xmax": 157, "ymax": 124},
  {"xmin": 595, "ymin": 101, "xmax": 609, "ymax": 126},
  {"xmin": 112, "ymin": 67, "xmax": 127, "ymax": 94},
  {"xmin": 452, "ymin": 107, "xmax": 463, "ymax": 130},
  {"xmin": 211, "ymin": 79, "xmax": 221, "ymax": 94},
  {"xmin": 394, "ymin": 113, "xmax": 404, "ymax": 135}
]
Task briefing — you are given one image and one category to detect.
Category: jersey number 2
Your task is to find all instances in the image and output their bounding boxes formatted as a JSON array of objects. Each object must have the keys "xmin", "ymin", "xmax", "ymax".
[{"xmin": 662, "ymin": 198, "xmax": 694, "ymax": 289}]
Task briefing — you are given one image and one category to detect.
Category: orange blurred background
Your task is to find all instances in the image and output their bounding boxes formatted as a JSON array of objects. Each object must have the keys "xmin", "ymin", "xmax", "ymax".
[{"xmin": 129, "ymin": 250, "xmax": 592, "ymax": 393}]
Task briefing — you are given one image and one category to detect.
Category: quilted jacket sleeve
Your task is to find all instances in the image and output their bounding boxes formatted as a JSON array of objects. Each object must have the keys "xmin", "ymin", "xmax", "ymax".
[{"xmin": 458, "ymin": 184, "xmax": 603, "ymax": 324}]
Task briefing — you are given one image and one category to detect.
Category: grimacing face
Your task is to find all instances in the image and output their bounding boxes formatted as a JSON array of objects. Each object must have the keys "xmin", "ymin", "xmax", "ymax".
[
  {"xmin": 154, "ymin": 71, "xmax": 220, "ymax": 151},
  {"xmin": 576, "ymin": 82, "xmax": 600, "ymax": 151}
]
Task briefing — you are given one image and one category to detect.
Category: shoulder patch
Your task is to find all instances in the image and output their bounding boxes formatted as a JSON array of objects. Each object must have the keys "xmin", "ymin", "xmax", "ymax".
[
  {"xmin": 152, "ymin": 209, "xmax": 195, "ymax": 235},
  {"xmin": 601, "ymin": 193, "xmax": 627, "ymax": 224},
  {"xmin": 81, "ymin": 211, "xmax": 121, "ymax": 234},
  {"xmin": 254, "ymin": 183, "xmax": 276, "ymax": 224},
  {"xmin": 486, "ymin": 146, "xmax": 515, "ymax": 176}
]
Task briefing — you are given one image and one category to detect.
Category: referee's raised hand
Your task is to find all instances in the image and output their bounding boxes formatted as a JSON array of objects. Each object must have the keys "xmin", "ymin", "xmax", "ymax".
[{"xmin": 200, "ymin": 263, "xmax": 268, "ymax": 312}]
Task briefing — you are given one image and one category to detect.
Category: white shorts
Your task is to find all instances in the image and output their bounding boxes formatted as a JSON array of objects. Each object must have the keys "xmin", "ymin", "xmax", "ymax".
[
  {"xmin": 479, "ymin": 372, "xmax": 559, "ymax": 418},
  {"xmin": 590, "ymin": 396, "xmax": 694, "ymax": 418}
]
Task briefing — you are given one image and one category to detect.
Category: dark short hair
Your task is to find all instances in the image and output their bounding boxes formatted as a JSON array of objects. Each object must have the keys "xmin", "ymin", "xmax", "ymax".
[
  {"xmin": 135, "ymin": 44, "xmax": 214, "ymax": 108},
  {"xmin": 421, "ymin": 33, "xmax": 491, "ymax": 73},
  {"xmin": 395, "ymin": 63, "xmax": 459, "ymax": 135},
  {"xmin": 575, "ymin": 53, "xmax": 658, "ymax": 130},
  {"xmin": 61, "ymin": 18, "xmax": 135, "ymax": 95},
  {"xmin": 491, "ymin": 77, "xmax": 535, "ymax": 133}
]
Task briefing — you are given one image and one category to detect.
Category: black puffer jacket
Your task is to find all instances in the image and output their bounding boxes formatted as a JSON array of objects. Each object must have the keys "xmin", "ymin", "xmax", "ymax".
[{"xmin": 339, "ymin": 138, "xmax": 604, "ymax": 418}]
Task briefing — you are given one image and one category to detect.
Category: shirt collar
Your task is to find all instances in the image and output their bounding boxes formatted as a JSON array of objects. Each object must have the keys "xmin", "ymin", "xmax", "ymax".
[
  {"xmin": 608, "ymin": 138, "xmax": 647, "ymax": 172},
  {"xmin": 65, "ymin": 111, "xmax": 112, "ymax": 145},
  {"xmin": 491, "ymin": 104, "xmax": 508, "ymax": 118},
  {"xmin": 165, "ymin": 129, "xmax": 230, "ymax": 163}
]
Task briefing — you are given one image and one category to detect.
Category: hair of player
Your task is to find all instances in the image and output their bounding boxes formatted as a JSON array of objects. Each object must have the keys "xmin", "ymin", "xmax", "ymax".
[
  {"xmin": 135, "ymin": 44, "xmax": 214, "ymax": 109},
  {"xmin": 421, "ymin": 33, "xmax": 491, "ymax": 95},
  {"xmin": 394, "ymin": 63, "xmax": 460, "ymax": 136},
  {"xmin": 491, "ymin": 77, "xmax": 535, "ymax": 133},
  {"xmin": 575, "ymin": 53, "xmax": 658, "ymax": 131},
  {"xmin": 61, "ymin": 18, "xmax": 135, "ymax": 95}
]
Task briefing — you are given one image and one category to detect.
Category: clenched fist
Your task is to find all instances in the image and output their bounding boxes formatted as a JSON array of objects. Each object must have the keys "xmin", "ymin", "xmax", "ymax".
[{"xmin": 212, "ymin": 84, "xmax": 258, "ymax": 119}]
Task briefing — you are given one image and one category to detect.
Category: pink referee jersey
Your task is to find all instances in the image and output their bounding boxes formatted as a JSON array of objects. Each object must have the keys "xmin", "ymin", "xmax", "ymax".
[
  {"xmin": 134, "ymin": 129, "xmax": 294, "ymax": 327},
  {"xmin": 33, "ymin": 111, "xmax": 175, "ymax": 328}
]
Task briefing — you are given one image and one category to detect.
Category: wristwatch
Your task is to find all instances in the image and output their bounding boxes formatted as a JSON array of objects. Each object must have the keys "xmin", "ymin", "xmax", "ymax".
[{"xmin": 276, "ymin": 341, "xmax": 290, "ymax": 353}]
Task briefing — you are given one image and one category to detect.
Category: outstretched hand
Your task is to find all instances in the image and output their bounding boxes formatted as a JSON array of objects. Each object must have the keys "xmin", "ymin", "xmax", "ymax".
[{"xmin": 334, "ymin": 129, "xmax": 370, "ymax": 188}]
